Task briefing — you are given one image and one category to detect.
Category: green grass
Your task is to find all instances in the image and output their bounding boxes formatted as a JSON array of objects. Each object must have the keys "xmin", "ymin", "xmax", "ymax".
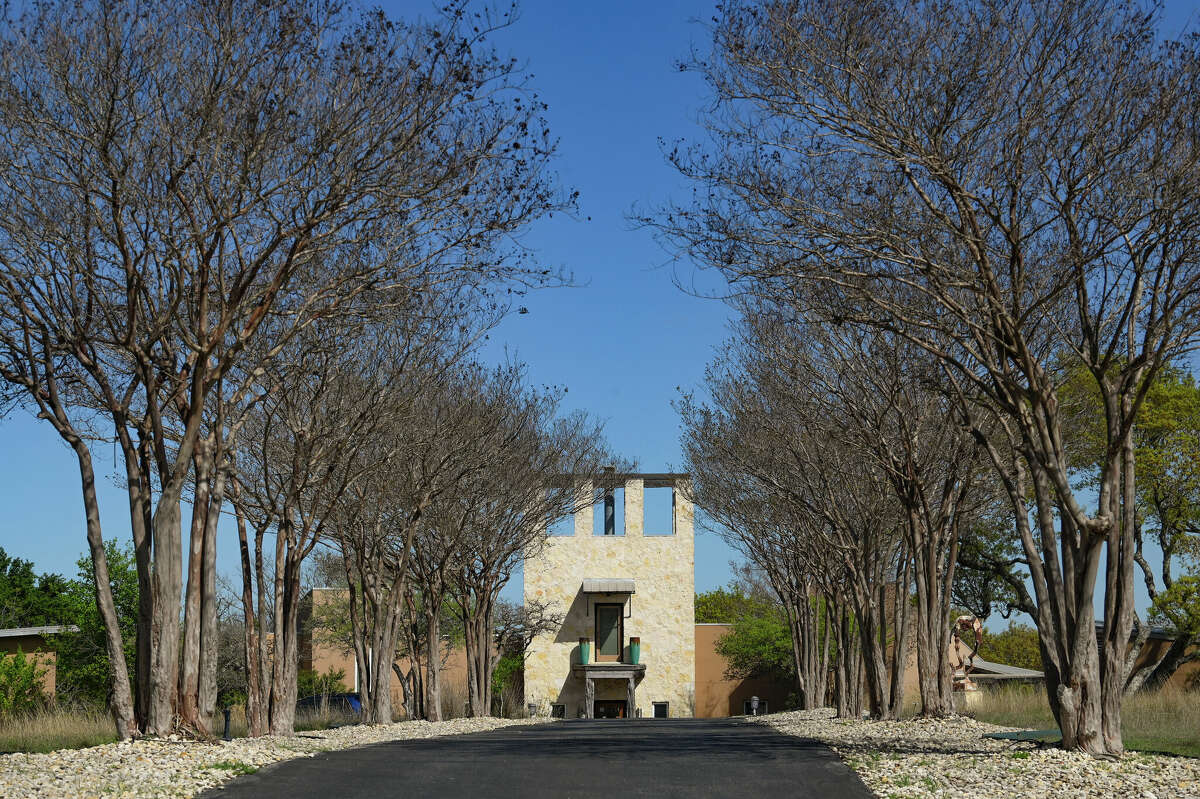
[
  {"xmin": 966, "ymin": 684, "xmax": 1200, "ymax": 758},
  {"xmin": 0, "ymin": 707, "xmax": 119, "ymax": 753}
]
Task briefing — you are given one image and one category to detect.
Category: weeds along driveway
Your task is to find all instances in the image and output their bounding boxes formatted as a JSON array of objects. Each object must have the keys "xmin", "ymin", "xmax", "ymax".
[{"xmin": 200, "ymin": 717, "xmax": 873, "ymax": 799}]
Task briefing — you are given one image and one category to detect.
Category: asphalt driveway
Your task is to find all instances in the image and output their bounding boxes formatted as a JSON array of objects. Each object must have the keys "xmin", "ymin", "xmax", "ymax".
[{"xmin": 200, "ymin": 717, "xmax": 872, "ymax": 798}]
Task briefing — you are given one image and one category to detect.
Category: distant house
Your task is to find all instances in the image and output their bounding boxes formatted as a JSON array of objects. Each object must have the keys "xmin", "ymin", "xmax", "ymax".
[
  {"xmin": 0, "ymin": 625, "xmax": 77, "ymax": 697},
  {"xmin": 1101, "ymin": 623, "xmax": 1200, "ymax": 691}
]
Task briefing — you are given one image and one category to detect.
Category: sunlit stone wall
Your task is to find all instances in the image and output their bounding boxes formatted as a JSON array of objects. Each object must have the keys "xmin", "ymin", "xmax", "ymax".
[{"xmin": 523, "ymin": 477, "xmax": 696, "ymax": 718}]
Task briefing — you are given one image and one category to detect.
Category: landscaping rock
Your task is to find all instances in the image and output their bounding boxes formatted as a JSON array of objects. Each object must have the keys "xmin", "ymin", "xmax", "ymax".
[
  {"xmin": 755, "ymin": 708, "xmax": 1200, "ymax": 799},
  {"xmin": 0, "ymin": 717, "xmax": 547, "ymax": 798}
]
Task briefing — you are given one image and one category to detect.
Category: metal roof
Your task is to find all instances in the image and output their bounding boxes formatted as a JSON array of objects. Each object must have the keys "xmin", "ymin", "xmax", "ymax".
[
  {"xmin": 0, "ymin": 625, "xmax": 78, "ymax": 639},
  {"xmin": 581, "ymin": 579, "xmax": 636, "ymax": 594},
  {"xmin": 971, "ymin": 656, "xmax": 1044, "ymax": 679}
]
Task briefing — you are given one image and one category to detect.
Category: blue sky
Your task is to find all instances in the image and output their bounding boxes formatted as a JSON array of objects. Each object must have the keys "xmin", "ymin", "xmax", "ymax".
[
  {"xmin": 1, "ymin": 0, "xmax": 1199, "ymax": 612},
  {"xmin": 0, "ymin": 0, "xmax": 744, "ymax": 597}
]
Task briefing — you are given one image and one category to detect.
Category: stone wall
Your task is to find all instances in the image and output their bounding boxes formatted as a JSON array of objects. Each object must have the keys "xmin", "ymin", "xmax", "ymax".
[{"xmin": 523, "ymin": 477, "xmax": 696, "ymax": 718}]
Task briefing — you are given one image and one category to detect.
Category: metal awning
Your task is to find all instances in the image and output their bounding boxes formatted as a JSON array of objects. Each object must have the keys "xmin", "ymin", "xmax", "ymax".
[{"xmin": 581, "ymin": 578, "xmax": 636, "ymax": 594}]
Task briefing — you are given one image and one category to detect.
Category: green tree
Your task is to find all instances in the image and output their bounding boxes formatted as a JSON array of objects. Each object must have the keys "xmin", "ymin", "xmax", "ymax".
[
  {"xmin": 715, "ymin": 610, "xmax": 795, "ymax": 685},
  {"xmin": 53, "ymin": 542, "xmax": 139, "ymax": 707},
  {"xmin": 979, "ymin": 623, "xmax": 1044, "ymax": 672},
  {"xmin": 0, "ymin": 548, "xmax": 74, "ymax": 629},
  {"xmin": 0, "ymin": 648, "xmax": 45, "ymax": 717},
  {"xmin": 695, "ymin": 587, "xmax": 762, "ymax": 623},
  {"xmin": 703, "ymin": 584, "xmax": 796, "ymax": 686}
]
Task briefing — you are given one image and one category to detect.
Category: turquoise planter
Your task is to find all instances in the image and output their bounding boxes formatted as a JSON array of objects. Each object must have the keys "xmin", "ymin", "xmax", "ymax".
[
  {"xmin": 629, "ymin": 637, "xmax": 640, "ymax": 665},
  {"xmin": 579, "ymin": 638, "xmax": 590, "ymax": 664}
]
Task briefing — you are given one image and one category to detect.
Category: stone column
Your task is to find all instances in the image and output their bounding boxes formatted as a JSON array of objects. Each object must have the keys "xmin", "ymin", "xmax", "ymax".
[
  {"xmin": 624, "ymin": 478, "xmax": 644, "ymax": 537},
  {"xmin": 673, "ymin": 478, "xmax": 694, "ymax": 538},
  {"xmin": 574, "ymin": 479, "xmax": 593, "ymax": 537},
  {"xmin": 585, "ymin": 674, "xmax": 595, "ymax": 719},
  {"xmin": 627, "ymin": 676, "xmax": 636, "ymax": 718}
]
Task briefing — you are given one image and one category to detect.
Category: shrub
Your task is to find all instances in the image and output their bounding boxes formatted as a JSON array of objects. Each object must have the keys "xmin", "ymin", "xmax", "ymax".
[
  {"xmin": 296, "ymin": 666, "xmax": 347, "ymax": 700},
  {"xmin": 0, "ymin": 649, "xmax": 46, "ymax": 718}
]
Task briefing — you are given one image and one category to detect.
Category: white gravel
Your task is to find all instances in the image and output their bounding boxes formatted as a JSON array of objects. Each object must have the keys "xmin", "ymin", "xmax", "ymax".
[
  {"xmin": 0, "ymin": 717, "xmax": 546, "ymax": 799},
  {"xmin": 755, "ymin": 708, "xmax": 1200, "ymax": 799}
]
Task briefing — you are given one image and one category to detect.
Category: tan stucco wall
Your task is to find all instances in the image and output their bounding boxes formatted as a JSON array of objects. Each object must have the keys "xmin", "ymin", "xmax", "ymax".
[
  {"xmin": 0, "ymin": 636, "xmax": 57, "ymax": 697},
  {"xmin": 694, "ymin": 624, "xmax": 791, "ymax": 717},
  {"xmin": 524, "ymin": 477, "xmax": 696, "ymax": 718}
]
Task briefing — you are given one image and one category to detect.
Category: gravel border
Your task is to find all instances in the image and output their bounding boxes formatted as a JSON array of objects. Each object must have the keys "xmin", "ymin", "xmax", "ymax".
[
  {"xmin": 753, "ymin": 708, "xmax": 1200, "ymax": 799},
  {"xmin": 0, "ymin": 717, "xmax": 548, "ymax": 799}
]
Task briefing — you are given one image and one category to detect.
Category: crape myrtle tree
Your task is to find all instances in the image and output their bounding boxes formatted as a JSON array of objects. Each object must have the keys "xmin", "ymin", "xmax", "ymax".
[
  {"xmin": 232, "ymin": 304, "xmax": 459, "ymax": 735},
  {"xmin": 654, "ymin": 0, "xmax": 1200, "ymax": 756},
  {"xmin": 0, "ymin": 0, "xmax": 570, "ymax": 738},
  {"xmin": 771, "ymin": 315, "xmax": 985, "ymax": 718},
  {"xmin": 679, "ymin": 310, "xmax": 909, "ymax": 718},
  {"xmin": 448, "ymin": 397, "xmax": 622, "ymax": 717},
  {"xmin": 330, "ymin": 362, "xmax": 525, "ymax": 725}
]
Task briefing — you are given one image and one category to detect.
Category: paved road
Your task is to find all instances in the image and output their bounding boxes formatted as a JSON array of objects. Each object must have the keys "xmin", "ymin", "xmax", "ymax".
[{"xmin": 201, "ymin": 717, "xmax": 873, "ymax": 798}]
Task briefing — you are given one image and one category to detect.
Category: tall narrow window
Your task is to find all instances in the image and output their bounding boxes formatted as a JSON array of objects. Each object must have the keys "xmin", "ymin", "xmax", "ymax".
[{"xmin": 595, "ymin": 603, "xmax": 623, "ymax": 662}]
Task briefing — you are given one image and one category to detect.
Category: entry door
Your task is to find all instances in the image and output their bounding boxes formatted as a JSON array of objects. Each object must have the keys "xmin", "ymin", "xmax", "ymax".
[
  {"xmin": 594, "ymin": 700, "xmax": 627, "ymax": 719},
  {"xmin": 595, "ymin": 603, "xmax": 623, "ymax": 662}
]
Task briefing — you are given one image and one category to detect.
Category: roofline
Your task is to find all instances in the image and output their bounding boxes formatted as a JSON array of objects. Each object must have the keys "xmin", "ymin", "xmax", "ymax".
[
  {"xmin": 0, "ymin": 625, "xmax": 79, "ymax": 638},
  {"xmin": 550, "ymin": 472, "xmax": 691, "ymax": 489}
]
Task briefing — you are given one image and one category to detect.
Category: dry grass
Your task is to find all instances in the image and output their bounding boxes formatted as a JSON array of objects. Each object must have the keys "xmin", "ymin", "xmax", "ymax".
[
  {"xmin": 964, "ymin": 683, "xmax": 1200, "ymax": 758},
  {"xmin": 0, "ymin": 706, "xmax": 118, "ymax": 754},
  {"xmin": 439, "ymin": 681, "xmax": 469, "ymax": 720},
  {"xmin": 0, "ymin": 703, "xmax": 362, "ymax": 754}
]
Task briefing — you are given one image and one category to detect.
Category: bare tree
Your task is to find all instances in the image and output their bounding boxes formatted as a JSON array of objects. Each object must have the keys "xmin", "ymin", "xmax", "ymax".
[
  {"xmin": 493, "ymin": 598, "xmax": 565, "ymax": 659},
  {"xmin": 331, "ymin": 363, "xmax": 517, "ymax": 724},
  {"xmin": 447, "ymin": 396, "xmax": 620, "ymax": 717},
  {"xmin": 0, "ymin": 0, "xmax": 570, "ymax": 737},
  {"xmin": 654, "ymin": 0, "xmax": 1200, "ymax": 756},
  {"xmin": 781, "ymin": 318, "xmax": 983, "ymax": 717},
  {"xmin": 679, "ymin": 312, "xmax": 909, "ymax": 718}
]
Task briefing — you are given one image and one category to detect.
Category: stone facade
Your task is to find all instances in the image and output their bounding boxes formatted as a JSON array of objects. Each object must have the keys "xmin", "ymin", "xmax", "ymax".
[{"xmin": 523, "ymin": 475, "xmax": 696, "ymax": 718}]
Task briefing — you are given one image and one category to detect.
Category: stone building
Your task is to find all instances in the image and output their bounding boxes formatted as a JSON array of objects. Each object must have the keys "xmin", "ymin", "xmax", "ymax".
[{"xmin": 523, "ymin": 473, "xmax": 696, "ymax": 719}]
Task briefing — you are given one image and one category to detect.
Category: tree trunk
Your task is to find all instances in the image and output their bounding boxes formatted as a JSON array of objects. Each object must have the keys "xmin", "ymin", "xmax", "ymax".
[
  {"xmin": 197, "ymin": 464, "xmax": 226, "ymax": 728},
  {"xmin": 817, "ymin": 596, "xmax": 832, "ymax": 707},
  {"xmin": 363, "ymin": 593, "xmax": 402, "ymax": 724},
  {"xmin": 833, "ymin": 602, "xmax": 854, "ymax": 718},
  {"xmin": 977, "ymin": 426, "xmax": 1121, "ymax": 756},
  {"xmin": 889, "ymin": 557, "xmax": 911, "ymax": 718},
  {"xmin": 235, "ymin": 497, "xmax": 267, "ymax": 737},
  {"xmin": 856, "ymin": 604, "xmax": 891, "ymax": 720},
  {"xmin": 268, "ymin": 550, "xmax": 303, "ymax": 735},
  {"xmin": 147, "ymin": 478, "xmax": 186, "ymax": 736},
  {"xmin": 460, "ymin": 604, "xmax": 483, "ymax": 717},
  {"xmin": 116, "ymin": 424, "xmax": 154, "ymax": 730},
  {"xmin": 179, "ymin": 443, "xmax": 212, "ymax": 734},
  {"xmin": 72, "ymin": 441, "xmax": 138, "ymax": 740},
  {"xmin": 425, "ymin": 609, "xmax": 443, "ymax": 721}
]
